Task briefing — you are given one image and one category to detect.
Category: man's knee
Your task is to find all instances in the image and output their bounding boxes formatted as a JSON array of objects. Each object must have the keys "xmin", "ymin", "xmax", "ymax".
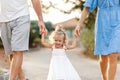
[{"xmin": 12, "ymin": 51, "xmax": 23, "ymax": 58}]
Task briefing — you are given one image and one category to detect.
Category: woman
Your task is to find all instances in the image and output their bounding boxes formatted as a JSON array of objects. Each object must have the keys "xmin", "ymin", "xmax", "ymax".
[{"xmin": 75, "ymin": 0, "xmax": 120, "ymax": 80}]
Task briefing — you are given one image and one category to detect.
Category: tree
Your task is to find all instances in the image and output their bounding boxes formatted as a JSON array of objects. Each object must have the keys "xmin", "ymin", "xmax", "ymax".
[
  {"xmin": 44, "ymin": 21, "xmax": 54, "ymax": 32},
  {"xmin": 29, "ymin": 21, "xmax": 40, "ymax": 47},
  {"xmin": 29, "ymin": 20, "xmax": 54, "ymax": 47},
  {"xmin": 30, "ymin": 0, "xmax": 97, "ymax": 57},
  {"xmin": 29, "ymin": 0, "xmax": 97, "ymax": 28},
  {"xmin": 41, "ymin": 0, "xmax": 97, "ymax": 29},
  {"xmin": 42, "ymin": 0, "xmax": 97, "ymax": 58}
]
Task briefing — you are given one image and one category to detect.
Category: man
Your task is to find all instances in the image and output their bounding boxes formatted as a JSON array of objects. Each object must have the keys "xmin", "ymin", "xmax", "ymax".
[{"xmin": 0, "ymin": 0, "xmax": 47, "ymax": 80}]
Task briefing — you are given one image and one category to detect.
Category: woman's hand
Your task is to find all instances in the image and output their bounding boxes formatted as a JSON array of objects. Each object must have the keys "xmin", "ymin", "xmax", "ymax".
[
  {"xmin": 74, "ymin": 7, "xmax": 89, "ymax": 38},
  {"xmin": 74, "ymin": 25, "xmax": 81, "ymax": 38}
]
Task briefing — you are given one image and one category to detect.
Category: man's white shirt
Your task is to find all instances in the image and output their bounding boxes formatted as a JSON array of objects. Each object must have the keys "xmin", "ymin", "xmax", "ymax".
[{"xmin": 0, "ymin": 0, "xmax": 29, "ymax": 22}]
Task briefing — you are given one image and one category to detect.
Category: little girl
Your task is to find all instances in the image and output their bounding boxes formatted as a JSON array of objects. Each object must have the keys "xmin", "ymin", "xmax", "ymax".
[{"xmin": 41, "ymin": 26, "xmax": 81, "ymax": 80}]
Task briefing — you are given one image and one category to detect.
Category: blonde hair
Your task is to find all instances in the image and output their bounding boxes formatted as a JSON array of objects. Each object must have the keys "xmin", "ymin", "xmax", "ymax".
[{"xmin": 49, "ymin": 25, "xmax": 67, "ymax": 45}]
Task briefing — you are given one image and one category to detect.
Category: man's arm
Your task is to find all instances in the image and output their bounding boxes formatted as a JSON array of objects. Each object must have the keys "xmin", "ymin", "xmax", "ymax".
[{"xmin": 31, "ymin": 0, "xmax": 47, "ymax": 34}]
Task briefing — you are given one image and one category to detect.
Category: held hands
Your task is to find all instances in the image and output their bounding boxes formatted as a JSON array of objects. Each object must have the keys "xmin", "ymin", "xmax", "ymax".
[
  {"xmin": 74, "ymin": 25, "xmax": 81, "ymax": 38},
  {"xmin": 38, "ymin": 21, "xmax": 48, "ymax": 35}
]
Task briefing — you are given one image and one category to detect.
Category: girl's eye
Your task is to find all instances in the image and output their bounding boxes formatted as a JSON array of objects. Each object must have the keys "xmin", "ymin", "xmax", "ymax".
[
  {"xmin": 55, "ymin": 40, "xmax": 58, "ymax": 42},
  {"xmin": 59, "ymin": 40, "xmax": 61, "ymax": 42}
]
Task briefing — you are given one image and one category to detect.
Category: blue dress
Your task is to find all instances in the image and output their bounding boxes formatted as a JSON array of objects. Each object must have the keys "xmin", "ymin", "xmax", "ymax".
[{"xmin": 84, "ymin": 0, "xmax": 120, "ymax": 55}]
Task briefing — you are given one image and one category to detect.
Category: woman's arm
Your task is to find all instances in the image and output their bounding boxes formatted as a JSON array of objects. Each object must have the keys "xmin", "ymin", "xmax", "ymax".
[
  {"xmin": 41, "ymin": 34, "xmax": 52, "ymax": 48},
  {"xmin": 75, "ymin": 7, "xmax": 90, "ymax": 36}
]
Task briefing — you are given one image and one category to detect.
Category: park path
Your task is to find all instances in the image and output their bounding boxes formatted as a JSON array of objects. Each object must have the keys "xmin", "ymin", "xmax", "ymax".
[{"xmin": 23, "ymin": 48, "xmax": 120, "ymax": 80}]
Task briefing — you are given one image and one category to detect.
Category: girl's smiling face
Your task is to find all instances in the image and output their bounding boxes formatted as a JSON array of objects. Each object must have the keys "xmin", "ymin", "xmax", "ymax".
[{"xmin": 53, "ymin": 35, "xmax": 65, "ymax": 48}]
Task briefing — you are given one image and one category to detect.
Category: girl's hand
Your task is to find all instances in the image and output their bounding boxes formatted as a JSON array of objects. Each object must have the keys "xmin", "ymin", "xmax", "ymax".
[{"xmin": 73, "ymin": 34, "xmax": 77, "ymax": 40}]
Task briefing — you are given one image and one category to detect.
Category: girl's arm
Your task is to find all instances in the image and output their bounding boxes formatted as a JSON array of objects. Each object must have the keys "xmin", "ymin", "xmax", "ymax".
[
  {"xmin": 66, "ymin": 36, "xmax": 77, "ymax": 50},
  {"xmin": 41, "ymin": 34, "xmax": 52, "ymax": 48}
]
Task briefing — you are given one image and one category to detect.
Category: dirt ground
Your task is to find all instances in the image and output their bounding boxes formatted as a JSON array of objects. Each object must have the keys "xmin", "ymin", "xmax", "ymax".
[
  {"xmin": 0, "ymin": 48, "xmax": 120, "ymax": 80},
  {"xmin": 23, "ymin": 48, "xmax": 120, "ymax": 80},
  {"xmin": 0, "ymin": 49, "xmax": 9, "ymax": 69}
]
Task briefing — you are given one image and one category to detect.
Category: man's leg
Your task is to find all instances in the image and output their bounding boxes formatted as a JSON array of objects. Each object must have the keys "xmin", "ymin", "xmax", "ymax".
[
  {"xmin": 18, "ymin": 67, "xmax": 25, "ymax": 80},
  {"xmin": 108, "ymin": 53, "xmax": 118, "ymax": 80},
  {"xmin": 99, "ymin": 55, "xmax": 108, "ymax": 80},
  {"xmin": 9, "ymin": 54, "xmax": 13, "ymax": 62},
  {"xmin": 9, "ymin": 51, "xmax": 25, "ymax": 80},
  {"xmin": 9, "ymin": 53, "xmax": 25, "ymax": 80}
]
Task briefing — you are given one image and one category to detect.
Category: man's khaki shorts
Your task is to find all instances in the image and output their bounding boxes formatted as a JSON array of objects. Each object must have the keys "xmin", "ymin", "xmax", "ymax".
[{"xmin": 0, "ymin": 15, "xmax": 30, "ymax": 55}]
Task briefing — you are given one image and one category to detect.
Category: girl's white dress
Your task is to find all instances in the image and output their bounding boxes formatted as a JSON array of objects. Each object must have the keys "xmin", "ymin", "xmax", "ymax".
[{"xmin": 47, "ymin": 46, "xmax": 81, "ymax": 80}]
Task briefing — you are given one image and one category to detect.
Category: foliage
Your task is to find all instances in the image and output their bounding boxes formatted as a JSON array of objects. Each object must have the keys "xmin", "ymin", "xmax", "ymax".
[
  {"xmin": 62, "ymin": 0, "xmax": 97, "ymax": 58},
  {"xmin": 44, "ymin": 0, "xmax": 97, "ymax": 29},
  {"xmin": 45, "ymin": 21, "xmax": 55, "ymax": 32},
  {"xmin": 80, "ymin": 25, "xmax": 98, "ymax": 59},
  {"xmin": 29, "ymin": 21, "xmax": 40, "ymax": 48},
  {"xmin": 29, "ymin": 20, "xmax": 54, "ymax": 48},
  {"xmin": 41, "ymin": 0, "xmax": 97, "ymax": 58}
]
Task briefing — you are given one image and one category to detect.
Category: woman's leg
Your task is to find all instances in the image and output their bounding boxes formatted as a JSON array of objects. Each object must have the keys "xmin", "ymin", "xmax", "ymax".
[
  {"xmin": 99, "ymin": 55, "xmax": 108, "ymax": 80},
  {"xmin": 108, "ymin": 53, "xmax": 118, "ymax": 80}
]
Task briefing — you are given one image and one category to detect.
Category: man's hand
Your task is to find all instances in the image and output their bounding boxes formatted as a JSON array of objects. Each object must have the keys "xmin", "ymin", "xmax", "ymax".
[{"xmin": 38, "ymin": 21, "xmax": 48, "ymax": 35}]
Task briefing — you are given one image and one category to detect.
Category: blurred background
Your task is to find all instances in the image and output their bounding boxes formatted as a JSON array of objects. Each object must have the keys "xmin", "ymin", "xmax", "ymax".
[
  {"xmin": 28, "ymin": 0, "xmax": 97, "ymax": 59},
  {"xmin": 0, "ymin": 0, "xmax": 120, "ymax": 79},
  {"xmin": 0, "ymin": 0, "xmax": 97, "ymax": 59}
]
